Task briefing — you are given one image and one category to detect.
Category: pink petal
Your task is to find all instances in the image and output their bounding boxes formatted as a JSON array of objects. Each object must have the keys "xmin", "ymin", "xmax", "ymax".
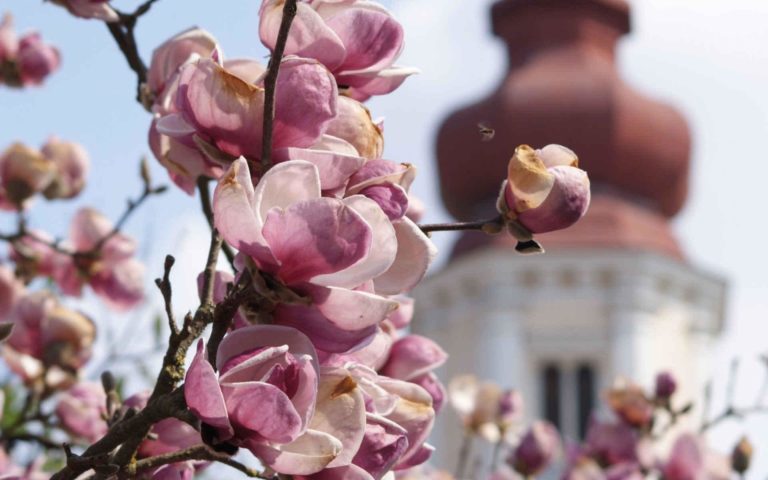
[
  {"xmin": 360, "ymin": 183, "xmax": 408, "ymax": 221},
  {"xmin": 273, "ymin": 145, "xmax": 364, "ymax": 192},
  {"xmin": 271, "ymin": 57, "xmax": 339, "ymax": 150},
  {"xmin": 216, "ymin": 325, "xmax": 320, "ymax": 376},
  {"xmin": 387, "ymin": 296, "xmax": 413, "ymax": 329},
  {"xmin": 323, "ymin": 6, "xmax": 403, "ymax": 72},
  {"xmin": 347, "ymin": 159, "xmax": 415, "ymax": 194},
  {"xmin": 311, "ymin": 195, "xmax": 395, "ymax": 289},
  {"xmin": 337, "ymin": 65, "xmax": 419, "ymax": 101},
  {"xmin": 263, "ymin": 197, "xmax": 371, "ymax": 285},
  {"xmin": 247, "ymin": 428, "xmax": 343, "ymax": 475},
  {"xmin": 516, "ymin": 166, "xmax": 590, "ymax": 234},
  {"xmin": 373, "ymin": 217, "xmax": 436, "ymax": 295},
  {"xmin": 274, "ymin": 304, "xmax": 378, "ymax": 354},
  {"xmin": 304, "ymin": 284, "xmax": 398, "ymax": 331},
  {"xmin": 222, "ymin": 381, "xmax": 304, "ymax": 443},
  {"xmin": 90, "ymin": 259, "xmax": 144, "ymax": 311},
  {"xmin": 213, "ymin": 158, "xmax": 277, "ymax": 267},
  {"xmin": 321, "ymin": 322, "xmax": 395, "ymax": 371},
  {"xmin": 253, "ymin": 159, "xmax": 321, "ymax": 223},
  {"xmin": 380, "ymin": 335, "xmax": 447, "ymax": 381},
  {"xmin": 352, "ymin": 413, "xmax": 409, "ymax": 477},
  {"xmin": 148, "ymin": 27, "xmax": 219, "ymax": 97},
  {"xmin": 184, "ymin": 341, "xmax": 233, "ymax": 439},
  {"xmin": 260, "ymin": 0, "xmax": 347, "ymax": 70}
]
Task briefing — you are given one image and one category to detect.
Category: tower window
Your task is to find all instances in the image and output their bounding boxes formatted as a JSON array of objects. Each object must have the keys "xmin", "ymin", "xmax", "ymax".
[
  {"xmin": 542, "ymin": 364, "xmax": 561, "ymax": 429},
  {"xmin": 577, "ymin": 364, "xmax": 595, "ymax": 439}
]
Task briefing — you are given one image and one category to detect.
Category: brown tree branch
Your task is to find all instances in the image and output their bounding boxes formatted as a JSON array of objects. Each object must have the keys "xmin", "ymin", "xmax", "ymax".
[{"xmin": 260, "ymin": 0, "xmax": 298, "ymax": 170}]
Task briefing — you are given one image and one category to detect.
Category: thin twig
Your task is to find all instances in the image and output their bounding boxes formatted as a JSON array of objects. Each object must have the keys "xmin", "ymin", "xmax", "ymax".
[
  {"xmin": 419, "ymin": 217, "xmax": 502, "ymax": 234},
  {"xmin": 260, "ymin": 0, "xmax": 298, "ymax": 170},
  {"xmin": 124, "ymin": 444, "xmax": 268, "ymax": 478},
  {"xmin": 155, "ymin": 255, "xmax": 178, "ymax": 335},
  {"xmin": 197, "ymin": 177, "xmax": 236, "ymax": 268}
]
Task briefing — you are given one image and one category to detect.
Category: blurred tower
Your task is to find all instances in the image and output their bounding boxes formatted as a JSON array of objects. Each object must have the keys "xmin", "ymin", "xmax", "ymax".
[{"xmin": 413, "ymin": 0, "xmax": 726, "ymax": 467}]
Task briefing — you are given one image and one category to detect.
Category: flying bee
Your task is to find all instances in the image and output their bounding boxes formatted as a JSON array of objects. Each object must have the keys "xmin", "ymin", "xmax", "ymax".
[{"xmin": 478, "ymin": 122, "xmax": 495, "ymax": 142}]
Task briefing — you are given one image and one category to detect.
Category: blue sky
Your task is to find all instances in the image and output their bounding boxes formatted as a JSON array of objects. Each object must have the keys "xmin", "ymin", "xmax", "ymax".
[{"xmin": 3, "ymin": 0, "xmax": 768, "ymax": 475}]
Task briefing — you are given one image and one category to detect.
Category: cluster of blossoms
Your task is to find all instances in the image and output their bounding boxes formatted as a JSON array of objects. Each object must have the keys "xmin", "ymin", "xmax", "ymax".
[
  {"xmin": 0, "ymin": 13, "xmax": 60, "ymax": 88},
  {"xmin": 0, "ymin": 0, "xmax": 596, "ymax": 478},
  {"xmin": 434, "ymin": 373, "xmax": 755, "ymax": 480}
]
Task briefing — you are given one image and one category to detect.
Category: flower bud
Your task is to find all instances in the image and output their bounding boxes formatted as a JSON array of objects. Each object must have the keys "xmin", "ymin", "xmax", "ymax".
[
  {"xmin": 0, "ymin": 13, "xmax": 18, "ymax": 64},
  {"xmin": 499, "ymin": 144, "xmax": 590, "ymax": 234},
  {"xmin": 731, "ymin": 436, "xmax": 753, "ymax": 475},
  {"xmin": 41, "ymin": 137, "xmax": 90, "ymax": 199},
  {"xmin": 55, "ymin": 382, "xmax": 108, "ymax": 443},
  {"xmin": 498, "ymin": 389, "xmax": 524, "ymax": 428},
  {"xmin": 147, "ymin": 27, "xmax": 218, "ymax": 99},
  {"xmin": 508, "ymin": 421, "xmax": 561, "ymax": 476},
  {"xmin": 606, "ymin": 382, "xmax": 654, "ymax": 428},
  {"xmin": 0, "ymin": 143, "xmax": 56, "ymax": 206},
  {"xmin": 16, "ymin": 32, "xmax": 61, "ymax": 86},
  {"xmin": 655, "ymin": 371, "xmax": 678, "ymax": 400}
]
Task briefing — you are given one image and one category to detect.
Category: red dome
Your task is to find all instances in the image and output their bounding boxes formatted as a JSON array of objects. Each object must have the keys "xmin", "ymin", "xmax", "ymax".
[{"xmin": 435, "ymin": 0, "xmax": 691, "ymax": 260}]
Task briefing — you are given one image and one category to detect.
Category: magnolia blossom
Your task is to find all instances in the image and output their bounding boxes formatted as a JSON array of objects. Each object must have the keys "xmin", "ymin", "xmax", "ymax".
[
  {"xmin": 147, "ymin": 27, "xmax": 219, "ymax": 104},
  {"xmin": 259, "ymin": 0, "xmax": 418, "ymax": 100},
  {"xmin": 323, "ymin": 96, "xmax": 384, "ymax": 159},
  {"xmin": 15, "ymin": 32, "xmax": 61, "ymax": 86},
  {"xmin": 498, "ymin": 144, "xmax": 590, "ymax": 234},
  {"xmin": 508, "ymin": 421, "xmax": 560, "ymax": 476},
  {"xmin": 661, "ymin": 434, "xmax": 731, "ymax": 480},
  {"xmin": 381, "ymin": 335, "xmax": 447, "ymax": 413},
  {"xmin": 0, "ymin": 13, "xmax": 17, "ymax": 64},
  {"xmin": 55, "ymin": 382, "xmax": 108, "ymax": 443},
  {"xmin": 40, "ymin": 137, "xmax": 90, "ymax": 200},
  {"xmin": 580, "ymin": 417, "xmax": 644, "ymax": 467},
  {"xmin": 57, "ymin": 208, "xmax": 144, "ymax": 310},
  {"xmin": 51, "ymin": 0, "xmax": 119, "ymax": 22},
  {"xmin": 605, "ymin": 381, "xmax": 654, "ymax": 428},
  {"xmin": 448, "ymin": 375, "xmax": 523, "ymax": 442},
  {"xmin": 185, "ymin": 326, "xmax": 338, "ymax": 475},
  {"xmin": 213, "ymin": 158, "xmax": 434, "ymax": 353},
  {"xmin": 157, "ymin": 55, "xmax": 337, "ymax": 161},
  {"xmin": 0, "ymin": 142, "xmax": 56, "ymax": 208},
  {"xmin": 2, "ymin": 291, "xmax": 95, "ymax": 387},
  {"xmin": 655, "ymin": 371, "xmax": 678, "ymax": 400}
]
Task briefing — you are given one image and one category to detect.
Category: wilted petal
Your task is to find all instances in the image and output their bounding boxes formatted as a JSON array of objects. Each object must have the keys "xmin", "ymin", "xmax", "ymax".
[
  {"xmin": 325, "ymin": 96, "xmax": 383, "ymax": 159},
  {"xmin": 148, "ymin": 27, "xmax": 218, "ymax": 96},
  {"xmin": 41, "ymin": 137, "xmax": 90, "ymax": 200},
  {"xmin": 247, "ymin": 428, "xmax": 343, "ymax": 475},
  {"xmin": 310, "ymin": 371, "xmax": 367, "ymax": 468},
  {"xmin": 412, "ymin": 373, "xmax": 446, "ymax": 414},
  {"xmin": 263, "ymin": 197, "xmax": 371, "ymax": 285},
  {"xmin": 223, "ymin": 58, "xmax": 267, "ymax": 83},
  {"xmin": 504, "ymin": 145, "xmax": 555, "ymax": 213},
  {"xmin": 376, "ymin": 378, "xmax": 435, "ymax": 469},
  {"xmin": 176, "ymin": 58, "xmax": 265, "ymax": 158},
  {"xmin": 373, "ymin": 218, "xmax": 436, "ymax": 295},
  {"xmin": 537, "ymin": 144, "xmax": 579, "ymax": 168}
]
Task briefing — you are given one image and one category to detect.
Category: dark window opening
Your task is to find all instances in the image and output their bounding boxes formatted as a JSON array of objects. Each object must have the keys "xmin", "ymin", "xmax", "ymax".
[
  {"xmin": 577, "ymin": 364, "xmax": 595, "ymax": 439},
  {"xmin": 542, "ymin": 364, "xmax": 561, "ymax": 429}
]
